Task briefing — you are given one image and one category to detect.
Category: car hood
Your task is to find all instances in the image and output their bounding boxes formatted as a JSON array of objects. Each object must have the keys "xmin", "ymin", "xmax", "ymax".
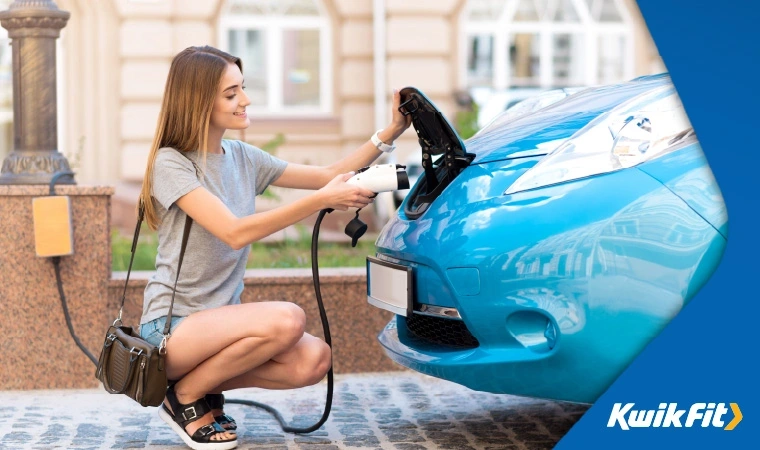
[
  {"xmin": 399, "ymin": 74, "xmax": 673, "ymax": 218},
  {"xmin": 467, "ymin": 74, "xmax": 674, "ymax": 165}
]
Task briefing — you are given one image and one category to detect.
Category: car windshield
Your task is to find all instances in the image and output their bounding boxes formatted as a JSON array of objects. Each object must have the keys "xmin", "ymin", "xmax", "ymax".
[{"xmin": 482, "ymin": 87, "xmax": 589, "ymax": 131}]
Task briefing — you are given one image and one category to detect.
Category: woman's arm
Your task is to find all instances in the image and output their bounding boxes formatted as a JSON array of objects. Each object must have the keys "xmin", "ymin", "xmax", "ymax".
[
  {"xmin": 271, "ymin": 90, "xmax": 412, "ymax": 190},
  {"xmin": 175, "ymin": 173, "xmax": 374, "ymax": 250}
]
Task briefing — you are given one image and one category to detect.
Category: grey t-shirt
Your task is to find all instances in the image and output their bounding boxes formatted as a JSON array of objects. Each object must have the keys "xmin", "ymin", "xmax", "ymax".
[{"xmin": 140, "ymin": 139, "xmax": 287, "ymax": 325}]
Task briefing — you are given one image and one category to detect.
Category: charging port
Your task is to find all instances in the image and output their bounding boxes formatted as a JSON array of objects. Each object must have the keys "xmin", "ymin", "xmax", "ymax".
[{"xmin": 398, "ymin": 87, "xmax": 475, "ymax": 219}]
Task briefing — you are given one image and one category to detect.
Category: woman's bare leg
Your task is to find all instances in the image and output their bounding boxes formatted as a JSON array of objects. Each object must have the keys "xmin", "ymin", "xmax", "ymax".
[
  {"xmin": 202, "ymin": 332, "xmax": 331, "ymax": 430},
  {"xmin": 161, "ymin": 301, "xmax": 311, "ymax": 438},
  {"xmin": 213, "ymin": 332, "xmax": 332, "ymax": 391}
]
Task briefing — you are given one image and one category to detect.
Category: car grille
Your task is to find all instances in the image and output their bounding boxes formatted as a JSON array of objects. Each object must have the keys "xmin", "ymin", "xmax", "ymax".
[{"xmin": 405, "ymin": 313, "xmax": 479, "ymax": 349}]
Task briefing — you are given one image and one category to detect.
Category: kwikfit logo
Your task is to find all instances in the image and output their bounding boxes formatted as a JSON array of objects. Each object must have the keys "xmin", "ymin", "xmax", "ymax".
[{"xmin": 607, "ymin": 403, "xmax": 742, "ymax": 430}]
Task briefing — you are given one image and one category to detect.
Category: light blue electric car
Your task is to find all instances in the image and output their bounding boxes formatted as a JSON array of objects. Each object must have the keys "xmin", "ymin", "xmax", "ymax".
[{"xmin": 366, "ymin": 74, "xmax": 727, "ymax": 404}]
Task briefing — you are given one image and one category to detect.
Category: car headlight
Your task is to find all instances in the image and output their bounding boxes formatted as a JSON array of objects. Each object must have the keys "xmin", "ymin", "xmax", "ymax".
[{"xmin": 505, "ymin": 85, "xmax": 693, "ymax": 195}]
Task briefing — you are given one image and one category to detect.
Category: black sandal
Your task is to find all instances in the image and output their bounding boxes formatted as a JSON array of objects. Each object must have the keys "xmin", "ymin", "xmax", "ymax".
[
  {"xmin": 158, "ymin": 384, "xmax": 238, "ymax": 450},
  {"xmin": 206, "ymin": 393, "xmax": 237, "ymax": 431}
]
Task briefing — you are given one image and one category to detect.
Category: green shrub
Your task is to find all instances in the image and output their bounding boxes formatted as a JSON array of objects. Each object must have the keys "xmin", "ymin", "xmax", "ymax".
[
  {"xmin": 455, "ymin": 102, "xmax": 480, "ymax": 140},
  {"xmin": 112, "ymin": 227, "xmax": 159, "ymax": 271}
]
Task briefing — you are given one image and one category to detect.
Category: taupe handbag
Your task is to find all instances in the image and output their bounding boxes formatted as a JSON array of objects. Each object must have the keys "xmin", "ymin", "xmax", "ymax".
[{"xmin": 95, "ymin": 206, "xmax": 192, "ymax": 407}]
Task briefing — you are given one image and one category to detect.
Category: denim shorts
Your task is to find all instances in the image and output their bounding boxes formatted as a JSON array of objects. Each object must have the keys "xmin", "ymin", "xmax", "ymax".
[{"xmin": 140, "ymin": 315, "xmax": 186, "ymax": 347}]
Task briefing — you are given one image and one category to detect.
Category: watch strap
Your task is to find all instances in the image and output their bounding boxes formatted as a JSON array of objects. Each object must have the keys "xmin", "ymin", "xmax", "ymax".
[{"xmin": 371, "ymin": 129, "xmax": 396, "ymax": 153}]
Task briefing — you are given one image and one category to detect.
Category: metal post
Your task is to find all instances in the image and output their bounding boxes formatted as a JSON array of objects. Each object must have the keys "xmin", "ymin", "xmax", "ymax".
[{"xmin": 0, "ymin": 0, "xmax": 72, "ymax": 185}]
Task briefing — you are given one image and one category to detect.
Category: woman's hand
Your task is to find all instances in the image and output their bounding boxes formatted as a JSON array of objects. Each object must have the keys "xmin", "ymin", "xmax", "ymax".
[
  {"xmin": 316, "ymin": 172, "xmax": 376, "ymax": 211},
  {"xmin": 378, "ymin": 89, "xmax": 413, "ymax": 144}
]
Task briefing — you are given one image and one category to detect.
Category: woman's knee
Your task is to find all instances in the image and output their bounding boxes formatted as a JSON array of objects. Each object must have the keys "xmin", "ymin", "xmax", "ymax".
[
  {"xmin": 271, "ymin": 302, "xmax": 306, "ymax": 347},
  {"xmin": 294, "ymin": 340, "xmax": 332, "ymax": 387},
  {"xmin": 236, "ymin": 301, "xmax": 305, "ymax": 343}
]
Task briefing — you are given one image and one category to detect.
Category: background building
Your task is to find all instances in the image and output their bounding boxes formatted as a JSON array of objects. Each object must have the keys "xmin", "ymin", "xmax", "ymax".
[{"xmin": 0, "ymin": 0, "xmax": 663, "ymax": 227}]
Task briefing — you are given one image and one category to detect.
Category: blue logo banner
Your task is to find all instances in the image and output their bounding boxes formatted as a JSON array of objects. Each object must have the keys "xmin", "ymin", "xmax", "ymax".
[{"xmin": 557, "ymin": 1, "xmax": 758, "ymax": 448}]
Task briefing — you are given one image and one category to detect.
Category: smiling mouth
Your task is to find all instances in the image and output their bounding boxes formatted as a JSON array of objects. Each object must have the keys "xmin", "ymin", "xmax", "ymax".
[{"xmin": 233, "ymin": 111, "xmax": 247, "ymax": 117}]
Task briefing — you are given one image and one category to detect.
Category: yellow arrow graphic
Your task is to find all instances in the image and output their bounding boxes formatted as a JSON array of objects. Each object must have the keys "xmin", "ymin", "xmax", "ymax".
[{"xmin": 724, "ymin": 403, "xmax": 742, "ymax": 430}]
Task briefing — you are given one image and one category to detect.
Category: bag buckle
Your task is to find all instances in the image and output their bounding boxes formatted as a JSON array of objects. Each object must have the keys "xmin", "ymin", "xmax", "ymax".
[
  {"xmin": 104, "ymin": 334, "xmax": 117, "ymax": 347},
  {"xmin": 129, "ymin": 347, "xmax": 143, "ymax": 362},
  {"xmin": 158, "ymin": 334, "xmax": 170, "ymax": 355}
]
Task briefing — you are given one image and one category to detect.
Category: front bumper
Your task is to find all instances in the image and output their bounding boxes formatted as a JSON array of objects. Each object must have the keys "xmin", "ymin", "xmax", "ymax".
[
  {"xmin": 378, "ymin": 315, "xmax": 598, "ymax": 403},
  {"xmin": 375, "ymin": 159, "xmax": 727, "ymax": 405}
]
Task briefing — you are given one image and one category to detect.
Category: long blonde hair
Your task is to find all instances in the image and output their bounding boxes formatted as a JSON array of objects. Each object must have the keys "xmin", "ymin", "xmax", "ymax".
[{"xmin": 139, "ymin": 46, "xmax": 242, "ymax": 230}]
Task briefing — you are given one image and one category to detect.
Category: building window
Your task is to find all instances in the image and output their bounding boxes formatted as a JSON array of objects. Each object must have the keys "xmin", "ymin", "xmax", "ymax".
[
  {"xmin": 467, "ymin": 34, "xmax": 494, "ymax": 86},
  {"xmin": 463, "ymin": 0, "xmax": 634, "ymax": 89},
  {"xmin": 218, "ymin": 0, "xmax": 332, "ymax": 115}
]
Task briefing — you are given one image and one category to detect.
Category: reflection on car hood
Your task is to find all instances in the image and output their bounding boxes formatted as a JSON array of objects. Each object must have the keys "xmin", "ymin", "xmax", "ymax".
[{"xmin": 467, "ymin": 74, "xmax": 673, "ymax": 165}]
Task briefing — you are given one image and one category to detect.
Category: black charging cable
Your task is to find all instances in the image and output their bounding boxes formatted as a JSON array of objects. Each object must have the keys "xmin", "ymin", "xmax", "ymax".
[
  {"xmin": 53, "ymin": 255, "xmax": 98, "ymax": 365},
  {"xmin": 47, "ymin": 171, "xmax": 98, "ymax": 365},
  {"xmin": 225, "ymin": 208, "xmax": 334, "ymax": 433}
]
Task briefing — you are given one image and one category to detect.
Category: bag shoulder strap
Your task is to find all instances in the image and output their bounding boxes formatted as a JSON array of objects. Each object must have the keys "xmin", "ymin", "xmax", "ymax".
[
  {"xmin": 116, "ymin": 202, "xmax": 192, "ymax": 338},
  {"xmin": 163, "ymin": 215, "xmax": 192, "ymax": 334}
]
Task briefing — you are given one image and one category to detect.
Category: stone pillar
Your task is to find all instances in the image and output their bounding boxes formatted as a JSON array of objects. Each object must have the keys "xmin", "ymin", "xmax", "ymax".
[
  {"xmin": 0, "ymin": 185, "xmax": 115, "ymax": 390},
  {"xmin": 0, "ymin": 0, "xmax": 73, "ymax": 185}
]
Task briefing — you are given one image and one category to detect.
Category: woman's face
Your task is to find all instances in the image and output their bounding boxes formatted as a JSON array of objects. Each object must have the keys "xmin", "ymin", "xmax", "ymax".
[{"xmin": 210, "ymin": 63, "xmax": 250, "ymax": 132}]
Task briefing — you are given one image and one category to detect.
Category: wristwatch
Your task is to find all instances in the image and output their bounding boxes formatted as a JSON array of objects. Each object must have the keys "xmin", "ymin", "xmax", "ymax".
[{"xmin": 371, "ymin": 129, "xmax": 396, "ymax": 153}]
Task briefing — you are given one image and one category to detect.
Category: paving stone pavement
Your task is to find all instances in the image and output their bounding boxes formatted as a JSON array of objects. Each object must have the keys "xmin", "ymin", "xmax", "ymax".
[{"xmin": 0, "ymin": 371, "xmax": 589, "ymax": 450}]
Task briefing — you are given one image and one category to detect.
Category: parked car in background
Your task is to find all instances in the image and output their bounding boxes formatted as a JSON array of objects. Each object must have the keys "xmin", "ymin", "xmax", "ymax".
[{"xmin": 366, "ymin": 74, "xmax": 727, "ymax": 403}]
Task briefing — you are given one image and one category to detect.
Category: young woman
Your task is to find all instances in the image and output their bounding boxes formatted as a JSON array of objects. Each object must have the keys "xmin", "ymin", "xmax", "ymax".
[{"xmin": 138, "ymin": 46, "xmax": 411, "ymax": 450}]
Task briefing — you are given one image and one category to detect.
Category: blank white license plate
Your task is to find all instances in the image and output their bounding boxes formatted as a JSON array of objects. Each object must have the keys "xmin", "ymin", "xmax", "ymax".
[{"xmin": 366, "ymin": 256, "xmax": 413, "ymax": 316}]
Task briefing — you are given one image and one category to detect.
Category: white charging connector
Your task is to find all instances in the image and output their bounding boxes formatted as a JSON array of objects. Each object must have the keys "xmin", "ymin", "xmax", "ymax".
[{"xmin": 346, "ymin": 164, "xmax": 410, "ymax": 192}]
